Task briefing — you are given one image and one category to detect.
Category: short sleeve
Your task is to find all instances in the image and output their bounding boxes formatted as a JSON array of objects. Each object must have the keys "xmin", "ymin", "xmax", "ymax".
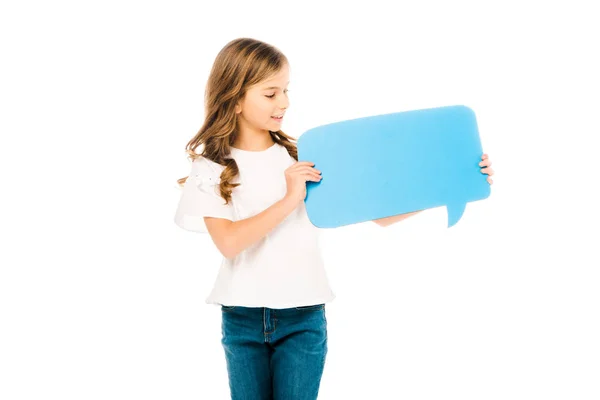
[{"xmin": 174, "ymin": 157, "xmax": 235, "ymax": 233}]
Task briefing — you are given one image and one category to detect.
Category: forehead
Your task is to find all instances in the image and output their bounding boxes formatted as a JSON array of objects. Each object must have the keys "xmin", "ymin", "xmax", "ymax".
[
  {"xmin": 258, "ymin": 66, "xmax": 290, "ymax": 89},
  {"xmin": 261, "ymin": 81, "xmax": 290, "ymax": 90}
]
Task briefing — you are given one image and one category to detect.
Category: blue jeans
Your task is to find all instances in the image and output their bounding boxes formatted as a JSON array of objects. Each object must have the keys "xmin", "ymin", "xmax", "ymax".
[{"xmin": 220, "ymin": 303, "xmax": 328, "ymax": 400}]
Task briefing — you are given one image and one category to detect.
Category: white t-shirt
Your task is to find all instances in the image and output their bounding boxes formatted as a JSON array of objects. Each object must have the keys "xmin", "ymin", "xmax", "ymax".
[{"xmin": 174, "ymin": 142, "xmax": 336, "ymax": 309}]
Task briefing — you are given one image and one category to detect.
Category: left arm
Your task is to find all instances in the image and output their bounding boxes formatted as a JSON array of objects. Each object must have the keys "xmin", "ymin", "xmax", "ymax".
[
  {"xmin": 372, "ymin": 153, "xmax": 494, "ymax": 227},
  {"xmin": 372, "ymin": 210, "xmax": 423, "ymax": 227}
]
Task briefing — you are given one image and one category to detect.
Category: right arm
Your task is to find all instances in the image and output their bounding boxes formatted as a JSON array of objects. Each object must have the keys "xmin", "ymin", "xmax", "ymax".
[
  {"xmin": 205, "ymin": 195, "xmax": 297, "ymax": 259},
  {"xmin": 205, "ymin": 160, "xmax": 321, "ymax": 259}
]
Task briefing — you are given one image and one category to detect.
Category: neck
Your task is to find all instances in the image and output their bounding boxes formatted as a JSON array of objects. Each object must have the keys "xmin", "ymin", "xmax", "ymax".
[{"xmin": 233, "ymin": 129, "xmax": 275, "ymax": 151}]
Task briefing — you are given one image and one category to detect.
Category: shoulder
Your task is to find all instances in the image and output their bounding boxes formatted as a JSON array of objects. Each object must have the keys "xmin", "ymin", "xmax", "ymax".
[
  {"xmin": 187, "ymin": 157, "xmax": 228, "ymax": 191},
  {"xmin": 276, "ymin": 143, "xmax": 297, "ymax": 166},
  {"xmin": 192, "ymin": 156, "xmax": 226, "ymax": 176}
]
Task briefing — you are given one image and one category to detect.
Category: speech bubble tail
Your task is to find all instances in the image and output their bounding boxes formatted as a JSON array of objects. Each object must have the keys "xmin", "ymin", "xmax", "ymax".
[{"xmin": 446, "ymin": 203, "xmax": 467, "ymax": 228}]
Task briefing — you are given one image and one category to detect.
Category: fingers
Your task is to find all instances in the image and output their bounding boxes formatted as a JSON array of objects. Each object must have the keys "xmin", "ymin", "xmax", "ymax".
[
  {"xmin": 289, "ymin": 162, "xmax": 319, "ymax": 173},
  {"xmin": 302, "ymin": 172, "xmax": 322, "ymax": 182},
  {"xmin": 295, "ymin": 165, "xmax": 321, "ymax": 174},
  {"xmin": 480, "ymin": 155, "xmax": 493, "ymax": 185},
  {"xmin": 293, "ymin": 161, "xmax": 316, "ymax": 169}
]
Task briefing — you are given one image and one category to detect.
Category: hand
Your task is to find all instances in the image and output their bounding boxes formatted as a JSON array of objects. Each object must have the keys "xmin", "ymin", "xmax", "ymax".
[
  {"xmin": 479, "ymin": 153, "xmax": 494, "ymax": 184},
  {"xmin": 283, "ymin": 161, "xmax": 322, "ymax": 206}
]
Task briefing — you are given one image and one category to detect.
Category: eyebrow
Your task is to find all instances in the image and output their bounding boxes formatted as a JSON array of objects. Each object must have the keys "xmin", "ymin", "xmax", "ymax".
[{"xmin": 263, "ymin": 81, "xmax": 290, "ymax": 90}]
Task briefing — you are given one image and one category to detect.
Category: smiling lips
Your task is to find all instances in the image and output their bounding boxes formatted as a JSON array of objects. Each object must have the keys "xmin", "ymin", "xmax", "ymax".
[{"xmin": 271, "ymin": 114, "xmax": 283, "ymax": 122}]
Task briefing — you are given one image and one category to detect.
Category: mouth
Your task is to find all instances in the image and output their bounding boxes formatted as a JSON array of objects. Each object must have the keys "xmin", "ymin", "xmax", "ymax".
[{"xmin": 271, "ymin": 114, "xmax": 284, "ymax": 122}]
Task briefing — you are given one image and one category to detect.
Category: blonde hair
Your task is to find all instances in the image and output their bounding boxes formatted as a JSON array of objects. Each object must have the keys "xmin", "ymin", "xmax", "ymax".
[{"xmin": 176, "ymin": 37, "xmax": 298, "ymax": 204}]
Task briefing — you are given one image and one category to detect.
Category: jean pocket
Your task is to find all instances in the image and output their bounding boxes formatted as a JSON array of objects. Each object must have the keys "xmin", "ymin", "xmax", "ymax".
[
  {"xmin": 221, "ymin": 305, "xmax": 237, "ymax": 312},
  {"xmin": 294, "ymin": 303, "xmax": 325, "ymax": 311}
]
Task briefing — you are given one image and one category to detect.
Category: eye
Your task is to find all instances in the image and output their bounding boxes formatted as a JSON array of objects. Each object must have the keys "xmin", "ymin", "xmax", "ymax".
[{"xmin": 265, "ymin": 89, "xmax": 289, "ymax": 99}]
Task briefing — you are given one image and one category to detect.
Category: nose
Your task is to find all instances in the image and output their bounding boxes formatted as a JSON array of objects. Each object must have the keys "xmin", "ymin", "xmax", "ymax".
[{"xmin": 278, "ymin": 96, "xmax": 289, "ymax": 111}]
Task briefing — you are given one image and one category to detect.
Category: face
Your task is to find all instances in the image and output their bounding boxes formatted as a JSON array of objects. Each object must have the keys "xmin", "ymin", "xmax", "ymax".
[{"xmin": 235, "ymin": 63, "xmax": 290, "ymax": 135}]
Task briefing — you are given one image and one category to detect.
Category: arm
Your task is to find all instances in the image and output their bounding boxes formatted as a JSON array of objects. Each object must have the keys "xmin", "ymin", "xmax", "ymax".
[
  {"xmin": 372, "ymin": 154, "xmax": 494, "ymax": 228},
  {"xmin": 372, "ymin": 210, "xmax": 423, "ymax": 227},
  {"xmin": 204, "ymin": 196, "xmax": 297, "ymax": 259}
]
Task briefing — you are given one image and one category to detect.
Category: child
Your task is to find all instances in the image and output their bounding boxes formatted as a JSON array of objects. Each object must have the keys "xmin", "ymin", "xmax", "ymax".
[
  {"xmin": 174, "ymin": 37, "xmax": 331, "ymax": 399},
  {"xmin": 174, "ymin": 37, "xmax": 495, "ymax": 399}
]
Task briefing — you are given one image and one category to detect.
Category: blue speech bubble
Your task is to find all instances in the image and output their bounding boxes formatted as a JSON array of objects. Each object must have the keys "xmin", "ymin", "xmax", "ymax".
[{"xmin": 297, "ymin": 105, "xmax": 490, "ymax": 228}]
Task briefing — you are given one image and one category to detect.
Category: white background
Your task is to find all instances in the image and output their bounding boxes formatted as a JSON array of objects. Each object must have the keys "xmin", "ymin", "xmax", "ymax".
[{"xmin": 2, "ymin": 0, "xmax": 599, "ymax": 399}]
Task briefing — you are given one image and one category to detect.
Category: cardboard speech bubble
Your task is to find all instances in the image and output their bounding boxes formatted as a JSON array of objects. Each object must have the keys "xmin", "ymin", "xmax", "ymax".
[{"xmin": 297, "ymin": 105, "xmax": 490, "ymax": 228}]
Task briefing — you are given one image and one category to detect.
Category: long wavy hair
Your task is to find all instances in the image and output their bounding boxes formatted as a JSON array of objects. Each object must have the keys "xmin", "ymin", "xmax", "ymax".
[{"xmin": 176, "ymin": 38, "xmax": 298, "ymax": 205}]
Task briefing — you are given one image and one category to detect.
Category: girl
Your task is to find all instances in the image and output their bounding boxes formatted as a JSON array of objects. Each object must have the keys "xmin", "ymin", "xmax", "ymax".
[{"xmin": 174, "ymin": 37, "xmax": 494, "ymax": 399}]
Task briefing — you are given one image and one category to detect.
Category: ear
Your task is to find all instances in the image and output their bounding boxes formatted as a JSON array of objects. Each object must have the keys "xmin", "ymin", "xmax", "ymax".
[{"xmin": 235, "ymin": 101, "xmax": 242, "ymax": 114}]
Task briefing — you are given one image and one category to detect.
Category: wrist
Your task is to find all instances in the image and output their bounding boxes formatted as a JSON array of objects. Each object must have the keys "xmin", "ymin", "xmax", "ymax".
[{"xmin": 280, "ymin": 194, "xmax": 298, "ymax": 211}]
